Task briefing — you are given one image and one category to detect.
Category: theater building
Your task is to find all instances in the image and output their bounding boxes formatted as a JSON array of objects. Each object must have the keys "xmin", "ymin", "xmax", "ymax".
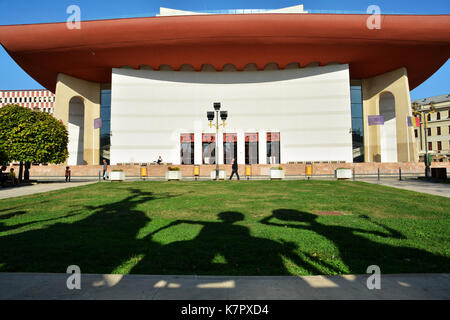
[{"xmin": 0, "ymin": 6, "xmax": 449, "ymax": 166}]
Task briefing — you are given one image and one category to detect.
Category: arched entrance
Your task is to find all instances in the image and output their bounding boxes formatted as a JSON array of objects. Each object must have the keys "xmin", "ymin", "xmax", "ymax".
[
  {"xmin": 68, "ymin": 97, "xmax": 85, "ymax": 165},
  {"xmin": 379, "ymin": 92, "xmax": 397, "ymax": 162}
]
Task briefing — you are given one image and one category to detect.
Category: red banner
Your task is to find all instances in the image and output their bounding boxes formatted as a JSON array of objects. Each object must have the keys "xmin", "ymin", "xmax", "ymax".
[
  {"xmin": 245, "ymin": 133, "xmax": 259, "ymax": 143},
  {"xmin": 180, "ymin": 133, "xmax": 194, "ymax": 143},
  {"xmin": 267, "ymin": 132, "xmax": 280, "ymax": 142},
  {"xmin": 202, "ymin": 134, "xmax": 216, "ymax": 143},
  {"xmin": 224, "ymin": 133, "xmax": 237, "ymax": 143}
]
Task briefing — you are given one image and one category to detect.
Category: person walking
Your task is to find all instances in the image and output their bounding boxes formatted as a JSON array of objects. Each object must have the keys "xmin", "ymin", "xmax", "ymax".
[
  {"xmin": 229, "ymin": 158, "xmax": 240, "ymax": 180},
  {"xmin": 65, "ymin": 166, "xmax": 71, "ymax": 182},
  {"xmin": 102, "ymin": 159, "xmax": 108, "ymax": 180},
  {"xmin": 9, "ymin": 168, "xmax": 18, "ymax": 185}
]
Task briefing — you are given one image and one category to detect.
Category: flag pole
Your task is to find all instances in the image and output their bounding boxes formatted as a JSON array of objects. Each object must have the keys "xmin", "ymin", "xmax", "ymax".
[
  {"xmin": 367, "ymin": 118, "xmax": 370, "ymax": 163},
  {"xmin": 406, "ymin": 116, "xmax": 410, "ymax": 162}
]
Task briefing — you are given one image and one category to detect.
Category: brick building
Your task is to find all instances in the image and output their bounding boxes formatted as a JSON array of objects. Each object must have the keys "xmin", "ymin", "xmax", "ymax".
[
  {"xmin": 413, "ymin": 94, "xmax": 450, "ymax": 162},
  {"xmin": 0, "ymin": 89, "xmax": 55, "ymax": 115}
]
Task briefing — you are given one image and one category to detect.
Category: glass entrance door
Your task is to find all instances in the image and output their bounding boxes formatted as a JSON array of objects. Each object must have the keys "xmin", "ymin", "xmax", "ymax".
[{"xmin": 245, "ymin": 133, "xmax": 259, "ymax": 164}]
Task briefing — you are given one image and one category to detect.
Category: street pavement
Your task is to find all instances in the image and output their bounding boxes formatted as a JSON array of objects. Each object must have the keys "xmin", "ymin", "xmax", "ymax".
[
  {"xmin": 0, "ymin": 180, "xmax": 96, "ymax": 200},
  {"xmin": 0, "ymin": 272, "xmax": 448, "ymax": 300},
  {"xmin": 361, "ymin": 178, "xmax": 450, "ymax": 198}
]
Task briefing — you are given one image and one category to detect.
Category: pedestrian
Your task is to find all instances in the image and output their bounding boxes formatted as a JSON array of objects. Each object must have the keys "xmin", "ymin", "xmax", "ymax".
[
  {"xmin": 102, "ymin": 159, "xmax": 108, "ymax": 180},
  {"xmin": 229, "ymin": 158, "xmax": 240, "ymax": 180},
  {"xmin": 0, "ymin": 165, "xmax": 7, "ymax": 186},
  {"xmin": 9, "ymin": 168, "xmax": 17, "ymax": 185},
  {"xmin": 65, "ymin": 166, "xmax": 71, "ymax": 182}
]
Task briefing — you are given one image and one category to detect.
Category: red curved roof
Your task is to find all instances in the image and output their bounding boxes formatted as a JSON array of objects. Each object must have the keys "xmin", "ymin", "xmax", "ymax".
[{"xmin": 0, "ymin": 14, "xmax": 449, "ymax": 92}]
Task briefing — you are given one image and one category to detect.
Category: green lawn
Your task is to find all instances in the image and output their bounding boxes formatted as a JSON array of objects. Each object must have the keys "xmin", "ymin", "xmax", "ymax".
[{"xmin": 0, "ymin": 180, "xmax": 449, "ymax": 276}]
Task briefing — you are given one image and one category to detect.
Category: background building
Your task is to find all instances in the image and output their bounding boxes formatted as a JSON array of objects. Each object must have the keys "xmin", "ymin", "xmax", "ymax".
[
  {"xmin": 413, "ymin": 94, "xmax": 450, "ymax": 162},
  {"xmin": 1, "ymin": 6, "xmax": 449, "ymax": 166},
  {"xmin": 0, "ymin": 89, "xmax": 55, "ymax": 114}
]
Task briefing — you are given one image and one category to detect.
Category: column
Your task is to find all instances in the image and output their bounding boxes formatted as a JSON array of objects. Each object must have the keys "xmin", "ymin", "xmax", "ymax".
[{"xmin": 258, "ymin": 130, "xmax": 267, "ymax": 164}]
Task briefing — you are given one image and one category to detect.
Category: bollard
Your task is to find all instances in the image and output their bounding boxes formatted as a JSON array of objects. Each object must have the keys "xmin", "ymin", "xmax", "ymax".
[
  {"xmin": 399, "ymin": 168, "xmax": 402, "ymax": 181},
  {"xmin": 194, "ymin": 165, "xmax": 200, "ymax": 181},
  {"xmin": 99, "ymin": 170, "xmax": 101, "ymax": 182},
  {"xmin": 306, "ymin": 164, "xmax": 312, "ymax": 180},
  {"xmin": 140, "ymin": 166, "xmax": 148, "ymax": 180},
  {"xmin": 245, "ymin": 166, "xmax": 251, "ymax": 180},
  {"xmin": 353, "ymin": 168, "xmax": 355, "ymax": 181},
  {"xmin": 377, "ymin": 168, "xmax": 380, "ymax": 182}
]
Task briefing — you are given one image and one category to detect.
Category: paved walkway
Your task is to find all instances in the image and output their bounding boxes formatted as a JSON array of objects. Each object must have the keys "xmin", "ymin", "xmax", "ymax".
[
  {"xmin": 361, "ymin": 178, "xmax": 450, "ymax": 198},
  {"xmin": 0, "ymin": 181, "xmax": 96, "ymax": 200},
  {"xmin": 0, "ymin": 273, "xmax": 448, "ymax": 300}
]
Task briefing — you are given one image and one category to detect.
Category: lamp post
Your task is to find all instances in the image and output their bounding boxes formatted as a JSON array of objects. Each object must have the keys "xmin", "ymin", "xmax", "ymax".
[
  {"xmin": 207, "ymin": 102, "xmax": 228, "ymax": 180},
  {"xmin": 412, "ymin": 101, "xmax": 435, "ymax": 178}
]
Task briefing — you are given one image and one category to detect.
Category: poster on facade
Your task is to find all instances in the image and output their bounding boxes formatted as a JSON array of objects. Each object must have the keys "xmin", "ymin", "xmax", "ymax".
[{"xmin": 368, "ymin": 115, "xmax": 384, "ymax": 126}]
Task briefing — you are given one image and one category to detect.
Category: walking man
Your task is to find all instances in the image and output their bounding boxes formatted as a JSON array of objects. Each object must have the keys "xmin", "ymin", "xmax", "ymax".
[
  {"xmin": 229, "ymin": 158, "xmax": 240, "ymax": 180},
  {"xmin": 102, "ymin": 159, "xmax": 108, "ymax": 180},
  {"xmin": 65, "ymin": 166, "xmax": 71, "ymax": 182}
]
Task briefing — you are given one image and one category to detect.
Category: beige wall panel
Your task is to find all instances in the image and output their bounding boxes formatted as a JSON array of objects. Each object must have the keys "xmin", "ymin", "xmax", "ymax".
[
  {"xmin": 362, "ymin": 68, "xmax": 418, "ymax": 163},
  {"xmin": 54, "ymin": 74, "xmax": 101, "ymax": 165}
]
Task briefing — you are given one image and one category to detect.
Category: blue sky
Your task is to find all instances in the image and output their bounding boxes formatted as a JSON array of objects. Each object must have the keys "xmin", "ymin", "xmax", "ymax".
[{"xmin": 0, "ymin": 0, "xmax": 449, "ymax": 99}]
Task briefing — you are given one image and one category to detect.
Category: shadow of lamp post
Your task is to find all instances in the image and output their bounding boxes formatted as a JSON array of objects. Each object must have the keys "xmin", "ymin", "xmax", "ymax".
[{"xmin": 207, "ymin": 103, "xmax": 228, "ymax": 181}]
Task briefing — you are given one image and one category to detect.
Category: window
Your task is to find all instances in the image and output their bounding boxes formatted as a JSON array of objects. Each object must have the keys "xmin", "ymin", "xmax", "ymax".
[
  {"xmin": 223, "ymin": 133, "xmax": 237, "ymax": 164},
  {"xmin": 202, "ymin": 134, "xmax": 216, "ymax": 164},
  {"xmin": 427, "ymin": 114, "xmax": 431, "ymax": 121},
  {"xmin": 414, "ymin": 129, "xmax": 418, "ymax": 138},
  {"xmin": 180, "ymin": 134, "xmax": 194, "ymax": 165},
  {"xmin": 427, "ymin": 128, "xmax": 431, "ymax": 136},
  {"xmin": 448, "ymin": 126, "xmax": 450, "ymax": 134},
  {"xmin": 436, "ymin": 112, "xmax": 440, "ymax": 120},
  {"xmin": 437, "ymin": 141, "xmax": 442, "ymax": 151},
  {"xmin": 245, "ymin": 133, "xmax": 259, "ymax": 164},
  {"xmin": 437, "ymin": 127, "xmax": 441, "ymax": 135},
  {"xmin": 267, "ymin": 132, "xmax": 280, "ymax": 164},
  {"xmin": 100, "ymin": 89, "xmax": 111, "ymax": 164},
  {"xmin": 350, "ymin": 85, "xmax": 364, "ymax": 162},
  {"xmin": 428, "ymin": 142, "xmax": 432, "ymax": 150}
]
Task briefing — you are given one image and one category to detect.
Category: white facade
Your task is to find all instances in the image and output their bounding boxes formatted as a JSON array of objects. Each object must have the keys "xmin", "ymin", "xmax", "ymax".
[
  {"xmin": 67, "ymin": 98, "xmax": 85, "ymax": 165},
  {"xmin": 157, "ymin": 5, "xmax": 307, "ymax": 16},
  {"xmin": 380, "ymin": 93, "xmax": 398, "ymax": 162},
  {"xmin": 110, "ymin": 64, "xmax": 353, "ymax": 165}
]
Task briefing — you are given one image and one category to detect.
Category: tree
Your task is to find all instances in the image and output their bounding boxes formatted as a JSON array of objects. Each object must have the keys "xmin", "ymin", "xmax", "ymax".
[
  {"xmin": 0, "ymin": 105, "xmax": 68, "ymax": 181},
  {"xmin": 0, "ymin": 147, "xmax": 7, "ymax": 166}
]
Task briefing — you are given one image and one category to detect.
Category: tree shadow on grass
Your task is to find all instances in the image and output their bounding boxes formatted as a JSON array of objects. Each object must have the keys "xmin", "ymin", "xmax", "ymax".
[
  {"xmin": 0, "ymin": 188, "xmax": 167, "ymax": 273},
  {"xmin": 131, "ymin": 211, "xmax": 325, "ymax": 276},
  {"xmin": 0, "ymin": 211, "xmax": 28, "ymax": 221},
  {"xmin": 1, "ymin": 193, "xmax": 447, "ymax": 276},
  {"xmin": 0, "ymin": 211, "xmax": 85, "ymax": 233},
  {"xmin": 260, "ymin": 209, "xmax": 450, "ymax": 274}
]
